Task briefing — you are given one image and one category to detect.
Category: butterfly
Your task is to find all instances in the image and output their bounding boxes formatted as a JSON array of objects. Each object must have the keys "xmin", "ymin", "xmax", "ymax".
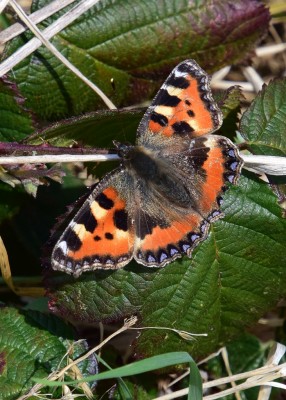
[{"xmin": 51, "ymin": 59, "xmax": 243, "ymax": 277}]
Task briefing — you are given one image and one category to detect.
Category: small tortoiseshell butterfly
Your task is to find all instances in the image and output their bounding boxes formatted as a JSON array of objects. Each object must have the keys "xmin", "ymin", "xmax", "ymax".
[{"xmin": 52, "ymin": 60, "xmax": 243, "ymax": 277}]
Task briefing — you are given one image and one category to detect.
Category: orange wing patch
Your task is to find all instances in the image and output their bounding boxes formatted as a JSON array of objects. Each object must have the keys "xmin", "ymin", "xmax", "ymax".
[
  {"xmin": 52, "ymin": 186, "xmax": 134, "ymax": 276},
  {"xmin": 134, "ymin": 212, "xmax": 207, "ymax": 267},
  {"xmin": 147, "ymin": 60, "xmax": 222, "ymax": 138},
  {"xmin": 198, "ymin": 136, "xmax": 240, "ymax": 215}
]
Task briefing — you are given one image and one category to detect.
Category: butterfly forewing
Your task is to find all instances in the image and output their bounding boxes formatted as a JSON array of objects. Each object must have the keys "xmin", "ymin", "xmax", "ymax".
[{"xmin": 137, "ymin": 59, "xmax": 223, "ymax": 142}]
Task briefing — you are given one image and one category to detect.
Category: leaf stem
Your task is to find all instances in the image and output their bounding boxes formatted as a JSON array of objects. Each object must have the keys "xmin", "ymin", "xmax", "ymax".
[{"xmin": 0, "ymin": 141, "xmax": 116, "ymax": 155}]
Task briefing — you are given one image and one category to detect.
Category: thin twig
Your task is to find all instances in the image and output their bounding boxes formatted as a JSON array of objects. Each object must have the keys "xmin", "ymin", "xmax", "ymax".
[
  {"xmin": 9, "ymin": 0, "xmax": 116, "ymax": 110},
  {"xmin": 0, "ymin": 141, "xmax": 115, "ymax": 155},
  {"xmin": 211, "ymin": 66, "xmax": 231, "ymax": 84},
  {"xmin": 0, "ymin": 0, "xmax": 77, "ymax": 44},
  {"xmin": 211, "ymin": 80, "xmax": 254, "ymax": 91},
  {"xmin": 0, "ymin": 153, "xmax": 120, "ymax": 164},
  {"xmin": 1, "ymin": 152, "xmax": 286, "ymax": 178}
]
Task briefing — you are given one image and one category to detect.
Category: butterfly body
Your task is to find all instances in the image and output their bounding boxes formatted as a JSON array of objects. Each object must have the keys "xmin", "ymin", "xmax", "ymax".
[
  {"xmin": 116, "ymin": 140, "xmax": 193, "ymax": 208},
  {"xmin": 52, "ymin": 60, "xmax": 243, "ymax": 277}
]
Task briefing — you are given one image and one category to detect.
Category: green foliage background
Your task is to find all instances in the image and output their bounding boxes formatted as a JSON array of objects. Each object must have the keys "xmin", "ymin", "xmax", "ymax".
[{"xmin": 1, "ymin": 0, "xmax": 285, "ymax": 399}]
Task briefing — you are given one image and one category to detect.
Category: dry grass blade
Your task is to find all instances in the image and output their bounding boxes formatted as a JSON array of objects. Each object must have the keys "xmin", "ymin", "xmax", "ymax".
[
  {"xmin": 0, "ymin": 236, "xmax": 44, "ymax": 297},
  {"xmin": 242, "ymin": 155, "xmax": 286, "ymax": 176},
  {"xmin": 8, "ymin": 0, "xmax": 116, "ymax": 109},
  {"xmin": 221, "ymin": 347, "xmax": 242, "ymax": 400},
  {"xmin": 0, "ymin": 0, "xmax": 10, "ymax": 14},
  {"xmin": 154, "ymin": 344, "xmax": 286, "ymax": 400},
  {"xmin": 0, "ymin": 0, "xmax": 104, "ymax": 76},
  {"xmin": 242, "ymin": 66, "xmax": 264, "ymax": 92},
  {"xmin": 0, "ymin": 0, "xmax": 77, "ymax": 44}
]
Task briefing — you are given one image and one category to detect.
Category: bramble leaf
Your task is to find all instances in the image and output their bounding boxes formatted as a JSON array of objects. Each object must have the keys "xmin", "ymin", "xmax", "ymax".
[
  {"xmin": 240, "ymin": 79, "xmax": 286, "ymax": 156},
  {"xmin": 47, "ymin": 173, "xmax": 286, "ymax": 359},
  {"xmin": 5, "ymin": 0, "xmax": 270, "ymax": 120},
  {"xmin": 0, "ymin": 77, "xmax": 34, "ymax": 141},
  {"xmin": 0, "ymin": 305, "xmax": 97, "ymax": 400}
]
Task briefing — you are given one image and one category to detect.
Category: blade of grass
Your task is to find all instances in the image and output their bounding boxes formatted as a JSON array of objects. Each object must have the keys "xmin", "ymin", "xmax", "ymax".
[
  {"xmin": 96, "ymin": 354, "xmax": 133, "ymax": 400},
  {"xmin": 33, "ymin": 351, "xmax": 202, "ymax": 400}
]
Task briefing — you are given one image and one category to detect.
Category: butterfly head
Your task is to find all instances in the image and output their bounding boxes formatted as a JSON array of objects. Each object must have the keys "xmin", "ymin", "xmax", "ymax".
[{"xmin": 113, "ymin": 140, "xmax": 134, "ymax": 159}]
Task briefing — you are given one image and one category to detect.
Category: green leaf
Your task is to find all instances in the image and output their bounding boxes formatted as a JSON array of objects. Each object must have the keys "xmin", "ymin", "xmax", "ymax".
[
  {"xmin": 0, "ymin": 306, "xmax": 96, "ymax": 400},
  {"xmin": 0, "ymin": 78, "xmax": 34, "ymax": 141},
  {"xmin": 5, "ymin": 0, "xmax": 270, "ymax": 120},
  {"xmin": 27, "ymin": 109, "xmax": 143, "ymax": 148},
  {"xmin": 0, "ymin": 306, "xmax": 70, "ymax": 399},
  {"xmin": 216, "ymin": 86, "xmax": 242, "ymax": 138},
  {"xmin": 47, "ymin": 172, "xmax": 286, "ymax": 359},
  {"xmin": 240, "ymin": 78, "xmax": 286, "ymax": 155}
]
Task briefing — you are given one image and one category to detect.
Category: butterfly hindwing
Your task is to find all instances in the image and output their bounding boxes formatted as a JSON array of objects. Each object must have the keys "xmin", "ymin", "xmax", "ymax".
[
  {"xmin": 52, "ymin": 169, "xmax": 135, "ymax": 277},
  {"xmin": 132, "ymin": 135, "xmax": 241, "ymax": 267},
  {"xmin": 134, "ymin": 206, "xmax": 209, "ymax": 267}
]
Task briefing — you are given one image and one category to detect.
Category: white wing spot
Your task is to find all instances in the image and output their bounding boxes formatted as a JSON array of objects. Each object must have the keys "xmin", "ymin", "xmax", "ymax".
[{"xmin": 58, "ymin": 241, "xmax": 68, "ymax": 254}]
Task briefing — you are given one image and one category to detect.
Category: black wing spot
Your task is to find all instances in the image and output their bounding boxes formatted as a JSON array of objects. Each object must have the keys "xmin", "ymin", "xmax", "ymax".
[
  {"xmin": 172, "ymin": 121, "xmax": 194, "ymax": 134},
  {"xmin": 96, "ymin": 192, "xmax": 114, "ymax": 210},
  {"xmin": 156, "ymin": 89, "xmax": 181, "ymax": 107},
  {"xmin": 105, "ymin": 232, "xmax": 113, "ymax": 240},
  {"xmin": 136, "ymin": 213, "xmax": 157, "ymax": 239},
  {"xmin": 136, "ymin": 212, "xmax": 169, "ymax": 240},
  {"xmin": 150, "ymin": 111, "xmax": 168, "ymax": 127},
  {"xmin": 65, "ymin": 228, "xmax": 82, "ymax": 251},
  {"xmin": 113, "ymin": 209, "xmax": 128, "ymax": 231},
  {"xmin": 74, "ymin": 208, "xmax": 97, "ymax": 233},
  {"xmin": 187, "ymin": 109, "xmax": 195, "ymax": 117},
  {"xmin": 189, "ymin": 147, "xmax": 210, "ymax": 170},
  {"xmin": 177, "ymin": 63, "xmax": 191, "ymax": 73},
  {"xmin": 168, "ymin": 75, "xmax": 190, "ymax": 89},
  {"xmin": 94, "ymin": 235, "xmax": 101, "ymax": 241}
]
